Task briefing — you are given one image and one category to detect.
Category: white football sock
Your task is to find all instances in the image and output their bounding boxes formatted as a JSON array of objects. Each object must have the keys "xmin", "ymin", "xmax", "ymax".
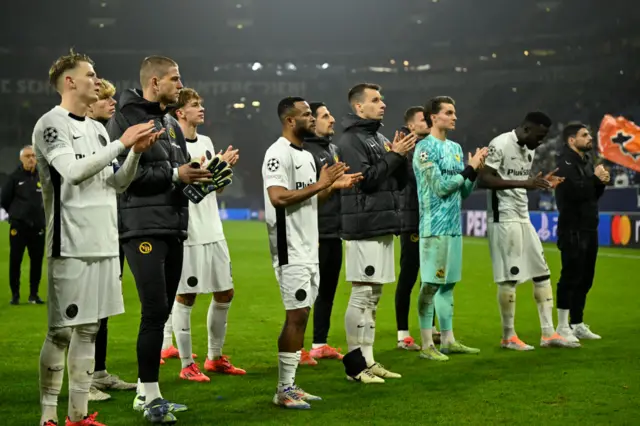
[
  {"xmin": 277, "ymin": 352, "xmax": 299, "ymax": 392},
  {"xmin": 362, "ymin": 285, "xmax": 381, "ymax": 367},
  {"xmin": 172, "ymin": 302, "xmax": 194, "ymax": 369},
  {"xmin": 136, "ymin": 378, "xmax": 144, "ymax": 396},
  {"xmin": 39, "ymin": 327, "xmax": 71, "ymax": 425},
  {"xmin": 67, "ymin": 323, "xmax": 99, "ymax": 422},
  {"xmin": 441, "ymin": 330, "xmax": 455, "ymax": 346},
  {"xmin": 207, "ymin": 299, "xmax": 230, "ymax": 360},
  {"xmin": 558, "ymin": 309, "xmax": 570, "ymax": 328},
  {"xmin": 398, "ymin": 330, "xmax": 410, "ymax": 341},
  {"xmin": 143, "ymin": 382, "xmax": 162, "ymax": 404},
  {"xmin": 497, "ymin": 283, "xmax": 517, "ymax": 340},
  {"xmin": 345, "ymin": 285, "xmax": 370, "ymax": 353},
  {"xmin": 534, "ymin": 279, "xmax": 555, "ymax": 337},
  {"xmin": 420, "ymin": 327, "xmax": 434, "ymax": 349},
  {"xmin": 163, "ymin": 312, "xmax": 174, "ymax": 350}
]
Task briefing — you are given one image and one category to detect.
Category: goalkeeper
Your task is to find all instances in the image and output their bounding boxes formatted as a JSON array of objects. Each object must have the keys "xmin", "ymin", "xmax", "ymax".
[
  {"xmin": 413, "ymin": 96, "xmax": 487, "ymax": 361},
  {"xmin": 159, "ymin": 88, "xmax": 247, "ymax": 382}
]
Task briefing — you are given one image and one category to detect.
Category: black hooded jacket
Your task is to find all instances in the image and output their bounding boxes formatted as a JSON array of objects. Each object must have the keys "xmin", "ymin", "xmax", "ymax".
[
  {"xmin": 105, "ymin": 89, "xmax": 190, "ymax": 240},
  {"xmin": 304, "ymin": 135, "xmax": 341, "ymax": 239},
  {"xmin": 335, "ymin": 114, "xmax": 408, "ymax": 240},
  {"xmin": 397, "ymin": 126, "xmax": 419, "ymax": 234},
  {"xmin": 0, "ymin": 166, "xmax": 44, "ymax": 230}
]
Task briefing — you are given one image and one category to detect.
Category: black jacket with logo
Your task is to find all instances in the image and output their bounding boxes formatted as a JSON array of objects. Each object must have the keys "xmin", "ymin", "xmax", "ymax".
[
  {"xmin": 304, "ymin": 136, "xmax": 341, "ymax": 239},
  {"xmin": 0, "ymin": 166, "xmax": 44, "ymax": 231},
  {"xmin": 555, "ymin": 145, "xmax": 606, "ymax": 232},
  {"xmin": 335, "ymin": 114, "xmax": 408, "ymax": 240},
  {"xmin": 106, "ymin": 89, "xmax": 190, "ymax": 241},
  {"xmin": 397, "ymin": 126, "xmax": 419, "ymax": 234}
]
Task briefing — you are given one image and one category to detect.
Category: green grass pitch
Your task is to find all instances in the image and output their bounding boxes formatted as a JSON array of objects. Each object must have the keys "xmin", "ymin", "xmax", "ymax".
[{"xmin": 0, "ymin": 220, "xmax": 638, "ymax": 425}]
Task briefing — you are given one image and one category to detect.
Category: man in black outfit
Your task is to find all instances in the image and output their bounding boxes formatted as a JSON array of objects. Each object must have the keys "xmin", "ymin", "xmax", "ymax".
[
  {"xmin": 555, "ymin": 122, "xmax": 609, "ymax": 341},
  {"xmin": 106, "ymin": 55, "xmax": 211, "ymax": 422},
  {"xmin": 1, "ymin": 145, "xmax": 45, "ymax": 305},
  {"xmin": 394, "ymin": 106, "xmax": 436, "ymax": 350},
  {"xmin": 303, "ymin": 102, "xmax": 345, "ymax": 361}
]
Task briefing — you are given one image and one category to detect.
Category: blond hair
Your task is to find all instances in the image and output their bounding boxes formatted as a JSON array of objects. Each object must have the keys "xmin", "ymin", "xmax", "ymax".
[
  {"xmin": 98, "ymin": 78, "xmax": 116, "ymax": 100},
  {"xmin": 48, "ymin": 48, "xmax": 95, "ymax": 90}
]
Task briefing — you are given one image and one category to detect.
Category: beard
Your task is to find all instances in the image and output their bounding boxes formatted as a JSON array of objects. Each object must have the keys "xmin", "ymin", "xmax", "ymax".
[
  {"xmin": 294, "ymin": 124, "xmax": 315, "ymax": 140},
  {"xmin": 578, "ymin": 143, "xmax": 593, "ymax": 152}
]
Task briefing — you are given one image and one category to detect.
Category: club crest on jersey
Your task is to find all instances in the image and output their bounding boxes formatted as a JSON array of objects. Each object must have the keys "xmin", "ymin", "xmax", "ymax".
[
  {"xmin": 436, "ymin": 268, "xmax": 445, "ymax": 279},
  {"xmin": 410, "ymin": 233, "xmax": 419, "ymax": 242},
  {"xmin": 169, "ymin": 127, "xmax": 176, "ymax": 139},
  {"xmin": 455, "ymin": 154, "xmax": 460, "ymax": 162},
  {"xmin": 266, "ymin": 158, "xmax": 280, "ymax": 172},
  {"xmin": 10, "ymin": 229, "xmax": 17, "ymax": 237},
  {"xmin": 43, "ymin": 127, "xmax": 58, "ymax": 144},
  {"xmin": 139, "ymin": 242, "xmax": 152, "ymax": 254},
  {"xmin": 334, "ymin": 154, "xmax": 339, "ymax": 163},
  {"xmin": 384, "ymin": 143, "xmax": 391, "ymax": 152}
]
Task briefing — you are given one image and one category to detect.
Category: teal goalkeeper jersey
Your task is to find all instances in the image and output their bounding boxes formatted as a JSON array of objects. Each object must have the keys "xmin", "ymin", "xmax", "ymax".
[{"xmin": 413, "ymin": 135, "xmax": 476, "ymax": 237}]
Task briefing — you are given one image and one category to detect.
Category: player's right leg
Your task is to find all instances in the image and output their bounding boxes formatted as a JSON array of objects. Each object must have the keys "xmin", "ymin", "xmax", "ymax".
[
  {"xmin": 344, "ymin": 237, "xmax": 399, "ymax": 381},
  {"xmin": 40, "ymin": 326, "xmax": 72, "ymax": 425},
  {"xmin": 488, "ymin": 222, "xmax": 534, "ymax": 351},
  {"xmin": 273, "ymin": 264, "xmax": 321, "ymax": 408},
  {"xmin": 417, "ymin": 282, "xmax": 449, "ymax": 361},
  {"xmin": 173, "ymin": 294, "xmax": 209, "ymax": 382}
]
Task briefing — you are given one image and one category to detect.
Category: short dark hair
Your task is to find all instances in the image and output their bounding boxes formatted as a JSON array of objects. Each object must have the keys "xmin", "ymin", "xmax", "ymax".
[
  {"xmin": 348, "ymin": 83, "xmax": 381, "ymax": 104},
  {"xmin": 49, "ymin": 48, "xmax": 95, "ymax": 90},
  {"xmin": 523, "ymin": 111, "xmax": 553, "ymax": 128},
  {"xmin": 277, "ymin": 96, "xmax": 306, "ymax": 123},
  {"xmin": 140, "ymin": 55, "xmax": 178, "ymax": 87},
  {"xmin": 424, "ymin": 96, "xmax": 455, "ymax": 127},
  {"xmin": 562, "ymin": 122, "xmax": 588, "ymax": 143},
  {"xmin": 404, "ymin": 106, "xmax": 424, "ymax": 125},
  {"xmin": 309, "ymin": 102, "xmax": 326, "ymax": 118}
]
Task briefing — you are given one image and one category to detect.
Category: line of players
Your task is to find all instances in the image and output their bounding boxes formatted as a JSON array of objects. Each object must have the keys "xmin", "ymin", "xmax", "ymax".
[
  {"xmin": 261, "ymin": 88, "xmax": 598, "ymax": 409},
  {"xmin": 31, "ymin": 48, "xmax": 601, "ymax": 425}
]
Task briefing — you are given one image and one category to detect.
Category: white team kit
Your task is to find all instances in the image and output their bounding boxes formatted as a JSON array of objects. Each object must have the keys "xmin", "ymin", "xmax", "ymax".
[
  {"xmin": 345, "ymin": 235, "xmax": 395, "ymax": 284},
  {"xmin": 179, "ymin": 134, "xmax": 233, "ymax": 295},
  {"xmin": 485, "ymin": 130, "xmax": 550, "ymax": 284},
  {"xmin": 32, "ymin": 106, "xmax": 124, "ymax": 327},
  {"xmin": 262, "ymin": 137, "xmax": 320, "ymax": 310}
]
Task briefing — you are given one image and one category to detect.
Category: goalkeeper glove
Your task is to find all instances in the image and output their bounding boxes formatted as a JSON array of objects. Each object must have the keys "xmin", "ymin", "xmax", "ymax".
[{"xmin": 182, "ymin": 156, "xmax": 234, "ymax": 204}]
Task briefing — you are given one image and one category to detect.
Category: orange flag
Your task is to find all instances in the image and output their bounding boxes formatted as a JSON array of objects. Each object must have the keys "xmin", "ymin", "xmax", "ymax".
[{"xmin": 598, "ymin": 114, "xmax": 640, "ymax": 172}]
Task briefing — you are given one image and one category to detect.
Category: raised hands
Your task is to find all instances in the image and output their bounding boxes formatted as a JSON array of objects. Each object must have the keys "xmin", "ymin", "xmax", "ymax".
[
  {"xmin": 594, "ymin": 164, "xmax": 610, "ymax": 183},
  {"xmin": 120, "ymin": 120, "xmax": 165, "ymax": 153},
  {"xmin": 468, "ymin": 147, "xmax": 489, "ymax": 170},
  {"xmin": 318, "ymin": 162, "xmax": 347, "ymax": 189},
  {"xmin": 219, "ymin": 145, "xmax": 240, "ymax": 167},
  {"xmin": 391, "ymin": 131, "xmax": 418, "ymax": 156}
]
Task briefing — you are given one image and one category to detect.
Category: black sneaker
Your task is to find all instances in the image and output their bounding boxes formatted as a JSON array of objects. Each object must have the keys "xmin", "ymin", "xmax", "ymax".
[{"xmin": 29, "ymin": 296, "xmax": 45, "ymax": 305}]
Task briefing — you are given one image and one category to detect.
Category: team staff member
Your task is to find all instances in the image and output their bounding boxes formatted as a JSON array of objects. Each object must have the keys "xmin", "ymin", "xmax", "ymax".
[
  {"xmin": 304, "ymin": 102, "xmax": 344, "ymax": 362},
  {"xmin": 394, "ymin": 106, "xmax": 434, "ymax": 350},
  {"xmin": 555, "ymin": 122, "xmax": 609, "ymax": 341},
  {"xmin": 106, "ymin": 55, "xmax": 211, "ymax": 423},
  {"xmin": 1, "ymin": 145, "xmax": 45, "ymax": 305}
]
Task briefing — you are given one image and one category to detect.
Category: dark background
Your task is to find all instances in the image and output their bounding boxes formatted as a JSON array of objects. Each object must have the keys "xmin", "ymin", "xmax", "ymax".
[{"xmin": 2, "ymin": 0, "xmax": 639, "ymax": 206}]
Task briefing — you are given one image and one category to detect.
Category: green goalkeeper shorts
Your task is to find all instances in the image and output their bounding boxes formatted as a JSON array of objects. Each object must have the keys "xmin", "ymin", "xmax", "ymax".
[{"xmin": 419, "ymin": 235, "xmax": 463, "ymax": 285}]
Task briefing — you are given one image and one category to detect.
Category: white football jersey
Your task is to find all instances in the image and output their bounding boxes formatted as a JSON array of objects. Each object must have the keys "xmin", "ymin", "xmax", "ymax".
[
  {"xmin": 262, "ymin": 137, "xmax": 319, "ymax": 268},
  {"xmin": 184, "ymin": 133, "xmax": 225, "ymax": 246},
  {"xmin": 32, "ymin": 106, "xmax": 119, "ymax": 257},
  {"xmin": 485, "ymin": 130, "xmax": 534, "ymax": 223}
]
